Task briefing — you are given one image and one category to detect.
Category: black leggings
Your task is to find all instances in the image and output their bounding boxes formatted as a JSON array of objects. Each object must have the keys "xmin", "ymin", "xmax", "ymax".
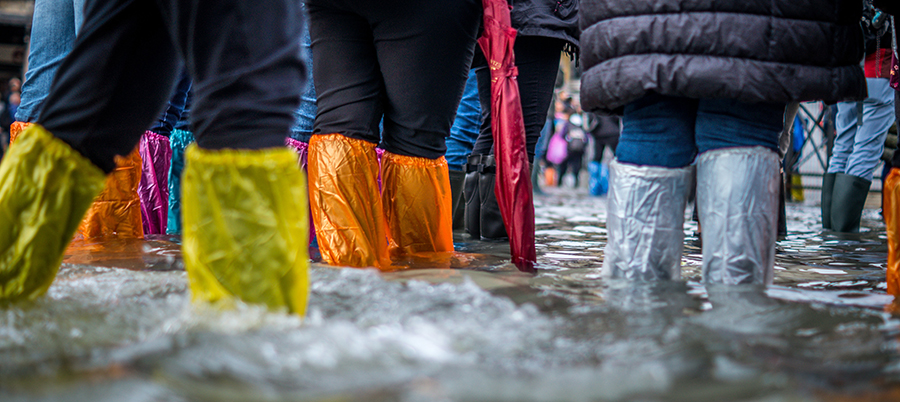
[
  {"xmin": 471, "ymin": 36, "xmax": 565, "ymax": 163},
  {"xmin": 306, "ymin": 0, "xmax": 481, "ymax": 160},
  {"xmin": 38, "ymin": 0, "xmax": 305, "ymax": 173}
]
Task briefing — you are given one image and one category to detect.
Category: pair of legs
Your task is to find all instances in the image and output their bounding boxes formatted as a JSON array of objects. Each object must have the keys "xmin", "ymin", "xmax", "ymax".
[
  {"xmin": 822, "ymin": 78, "xmax": 895, "ymax": 232},
  {"xmin": 604, "ymin": 94, "xmax": 785, "ymax": 285},
  {"xmin": 305, "ymin": 0, "xmax": 481, "ymax": 268},
  {"xmin": 0, "ymin": 0, "xmax": 309, "ymax": 313},
  {"xmin": 464, "ymin": 36, "xmax": 563, "ymax": 239}
]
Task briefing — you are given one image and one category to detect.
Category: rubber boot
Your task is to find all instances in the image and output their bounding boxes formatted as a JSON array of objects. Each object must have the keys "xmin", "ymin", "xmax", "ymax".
[
  {"xmin": 602, "ymin": 160, "xmax": 692, "ymax": 281},
  {"xmin": 449, "ymin": 169, "xmax": 466, "ymax": 231},
  {"xmin": 463, "ymin": 154, "xmax": 483, "ymax": 238},
  {"xmin": 138, "ymin": 131, "xmax": 172, "ymax": 235},
  {"xmin": 182, "ymin": 145, "xmax": 309, "ymax": 315},
  {"xmin": 478, "ymin": 155, "xmax": 508, "ymax": 240},
  {"xmin": 308, "ymin": 134, "xmax": 391, "ymax": 269},
  {"xmin": 884, "ymin": 168, "xmax": 900, "ymax": 296},
  {"xmin": 0, "ymin": 124, "xmax": 106, "ymax": 302},
  {"xmin": 166, "ymin": 128, "xmax": 195, "ymax": 235},
  {"xmin": 830, "ymin": 172, "xmax": 872, "ymax": 233},
  {"xmin": 381, "ymin": 152, "xmax": 454, "ymax": 256},
  {"xmin": 698, "ymin": 147, "xmax": 780, "ymax": 285},
  {"xmin": 531, "ymin": 162, "xmax": 545, "ymax": 195},
  {"xmin": 821, "ymin": 172, "xmax": 836, "ymax": 230}
]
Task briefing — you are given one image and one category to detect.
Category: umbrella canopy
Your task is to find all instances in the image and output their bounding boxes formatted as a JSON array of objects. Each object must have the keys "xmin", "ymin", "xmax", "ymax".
[{"xmin": 478, "ymin": 0, "xmax": 536, "ymax": 271}]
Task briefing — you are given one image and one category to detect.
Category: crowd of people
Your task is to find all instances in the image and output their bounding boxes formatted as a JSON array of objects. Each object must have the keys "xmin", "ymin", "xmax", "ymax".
[{"xmin": 0, "ymin": 0, "xmax": 898, "ymax": 315}]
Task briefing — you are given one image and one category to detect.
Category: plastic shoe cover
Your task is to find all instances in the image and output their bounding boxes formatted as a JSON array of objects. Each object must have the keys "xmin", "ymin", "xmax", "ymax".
[
  {"xmin": 166, "ymin": 128, "xmax": 195, "ymax": 235},
  {"xmin": 9, "ymin": 121, "xmax": 30, "ymax": 145},
  {"xmin": 0, "ymin": 124, "xmax": 105, "ymax": 302},
  {"xmin": 77, "ymin": 145, "xmax": 143, "ymax": 239},
  {"xmin": 602, "ymin": 160, "xmax": 692, "ymax": 281},
  {"xmin": 182, "ymin": 145, "xmax": 309, "ymax": 315},
  {"xmin": 286, "ymin": 137, "xmax": 316, "ymax": 246},
  {"xmin": 139, "ymin": 131, "xmax": 172, "ymax": 235},
  {"xmin": 698, "ymin": 147, "xmax": 780, "ymax": 285},
  {"xmin": 308, "ymin": 134, "xmax": 391, "ymax": 269},
  {"xmin": 381, "ymin": 151, "xmax": 454, "ymax": 257},
  {"xmin": 885, "ymin": 168, "xmax": 900, "ymax": 296}
]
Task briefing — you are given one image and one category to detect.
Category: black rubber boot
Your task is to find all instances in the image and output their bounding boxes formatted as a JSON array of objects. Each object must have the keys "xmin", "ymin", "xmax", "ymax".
[
  {"xmin": 449, "ymin": 169, "xmax": 466, "ymax": 231},
  {"xmin": 821, "ymin": 172, "xmax": 836, "ymax": 230},
  {"xmin": 478, "ymin": 155, "xmax": 509, "ymax": 240},
  {"xmin": 463, "ymin": 154, "xmax": 482, "ymax": 238},
  {"xmin": 830, "ymin": 172, "xmax": 872, "ymax": 233}
]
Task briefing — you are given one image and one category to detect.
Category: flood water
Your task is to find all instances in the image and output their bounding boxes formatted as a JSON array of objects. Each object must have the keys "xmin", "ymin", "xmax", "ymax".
[{"xmin": 2, "ymin": 188, "xmax": 900, "ymax": 402}]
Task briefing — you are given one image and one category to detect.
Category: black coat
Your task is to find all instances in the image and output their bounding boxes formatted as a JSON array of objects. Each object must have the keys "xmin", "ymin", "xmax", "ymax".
[
  {"xmin": 579, "ymin": 0, "xmax": 867, "ymax": 114},
  {"xmin": 510, "ymin": 0, "xmax": 580, "ymax": 52}
]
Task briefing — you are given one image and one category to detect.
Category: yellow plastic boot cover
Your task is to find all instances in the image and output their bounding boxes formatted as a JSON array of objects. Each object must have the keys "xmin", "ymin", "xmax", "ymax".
[
  {"xmin": 308, "ymin": 134, "xmax": 391, "ymax": 269},
  {"xmin": 76, "ymin": 147, "xmax": 144, "ymax": 239},
  {"xmin": 886, "ymin": 168, "xmax": 900, "ymax": 297},
  {"xmin": 182, "ymin": 145, "xmax": 309, "ymax": 315},
  {"xmin": 0, "ymin": 124, "xmax": 106, "ymax": 302},
  {"xmin": 381, "ymin": 151, "xmax": 454, "ymax": 257}
]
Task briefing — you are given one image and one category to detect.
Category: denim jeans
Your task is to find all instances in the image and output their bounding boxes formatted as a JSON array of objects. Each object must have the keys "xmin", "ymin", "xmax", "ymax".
[
  {"xmin": 616, "ymin": 94, "xmax": 785, "ymax": 168},
  {"xmin": 445, "ymin": 69, "xmax": 480, "ymax": 171},
  {"xmin": 290, "ymin": 17, "xmax": 316, "ymax": 143},
  {"xmin": 828, "ymin": 78, "xmax": 896, "ymax": 181},
  {"xmin": 16, "ymin": 0, "xmax": 86, "ymax": 122}
]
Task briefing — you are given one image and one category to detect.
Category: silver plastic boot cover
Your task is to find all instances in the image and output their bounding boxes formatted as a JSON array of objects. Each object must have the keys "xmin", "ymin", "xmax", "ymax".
[
  {"xmin": 602, "ymin": 160, "xmax": 692, "ymax": 281},
  {"xmin": 697, "ymin": 147, "xmax": 780, "ymax": 285}
]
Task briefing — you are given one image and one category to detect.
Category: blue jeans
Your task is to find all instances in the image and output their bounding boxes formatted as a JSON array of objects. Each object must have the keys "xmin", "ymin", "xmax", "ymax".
[
  {"xmin": 148, "ymin": 70, "xmax": 192, "ymax": 136},
  {"xmin": 290, "ymin": 16, "xmax": 316, "ymax": 143},
  {"xmin": 16, "ymin": 0, "xmax": 86, "ymax": 122},
  {"xmin": 828, "ymin": 78, "xmax": 895, "ymax": 181},
  {"xmin": 445, "ymin": 69, "xmax": 480, "ymax": 171},
  {"xmin": 616, "ymin": 94, "xmax": 785, "ymax": 167}
]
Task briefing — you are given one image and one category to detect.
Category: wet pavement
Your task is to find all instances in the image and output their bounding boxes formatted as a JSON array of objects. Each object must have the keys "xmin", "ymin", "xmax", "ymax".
[{"xmin": 2, "ymin": 187, "xmax": 900, "ymax": 401}]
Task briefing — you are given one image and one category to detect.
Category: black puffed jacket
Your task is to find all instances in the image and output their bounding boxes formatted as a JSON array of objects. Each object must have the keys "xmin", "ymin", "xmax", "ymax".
[
  {"xmin": 511, "ymin": 0, "xmax": 580, "ymax": 54},
  {"xmin": 579, "ymin": 0, "xmax": 867, "ymax": 113}
]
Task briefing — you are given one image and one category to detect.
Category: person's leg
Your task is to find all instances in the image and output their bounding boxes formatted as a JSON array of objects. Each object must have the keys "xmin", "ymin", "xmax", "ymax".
[
  {"xmin": 844, "ymin": 79, "xmax": 895, "ymax": 181},
  {"xmin": 155, "ymin": 0, "xmax": 309, "ymax": 313},
  {"xmin": 306, "ymin": 3, "xmax": 390, "ymax": 269},
  {"xmin": 369, "ymin": 0, "xmax": 480, "ymax": 254},
  {"xmin": 15, "ymin": 0, "xmax": 78, "ymax": 123},
  {"xmin": 695, "ymin": 99, "xmax": 784, "ymax": 285},
  {"xmin": 603, "ymin": 94, "xmax": 696, "ymax": 281},
  {"xmin": 471, "ymin": 36, "xmax": 564, "ymax": 162},
  {"xmin": 831, "ymin": 79, "xmax": 895, "ymax": 232},
  {"xmin": 446, "ymin": 69, "xmax": 480, "ymax": 230},
  {"xmin": 827, "ymin": 101, "xmax": 859, "ymax": 175},
  {"xmin": 0, "ymin": 0, "xmax": 182, "ymax": 302}
]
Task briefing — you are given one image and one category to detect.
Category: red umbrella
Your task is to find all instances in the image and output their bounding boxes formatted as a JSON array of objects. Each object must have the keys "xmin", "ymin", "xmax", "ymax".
[{"xmin": 478, "ymin": 0, "xmax": 536, "ymax": 271}]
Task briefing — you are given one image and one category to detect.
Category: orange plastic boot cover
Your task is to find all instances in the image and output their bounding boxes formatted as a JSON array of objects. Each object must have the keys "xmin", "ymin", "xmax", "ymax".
[
  {"xmin": 886, "ymin": 168, "xmax": 900, "ymax": 296},
  {"xmin": 77, "ymin": 147, "xmax": 144, "ymax": 239},
  {"xmin": 381, "ymin": 151, "xmax": 454, "ymax": 257},
  {"xmin": 9, "ymin": 121, "xmax": 31, "ymax": 145},
  {"xmin": 308, "ymin": 134, "xmax": 391, "ymax": 269}
]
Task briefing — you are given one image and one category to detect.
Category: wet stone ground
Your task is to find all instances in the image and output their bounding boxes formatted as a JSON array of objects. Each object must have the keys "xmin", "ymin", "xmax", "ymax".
[{"xmin": 2, "ymin": 187, "xmax": 900, "ymax": 402}]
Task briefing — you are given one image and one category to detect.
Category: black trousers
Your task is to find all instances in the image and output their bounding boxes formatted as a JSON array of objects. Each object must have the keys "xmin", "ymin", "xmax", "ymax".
[
  {"xmin": 471, "ymin": 36, "xmax": 565, "ymax": 163},
  {"xmin": 39, "ymin": 0, "xmax": 306, "ymax": 173},
  {"xmin": 306, "ymin": 0, "xmax": 481, "ymax": 160}
]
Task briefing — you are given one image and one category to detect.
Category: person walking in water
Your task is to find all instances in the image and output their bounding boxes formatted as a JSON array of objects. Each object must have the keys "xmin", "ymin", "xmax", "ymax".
[
  {"xmin": 581, "ymin": 0, "xmax": 866, "ymax": 284},
  {"xmin": 0, "ymin": 0, "xmax": 310, "ymax": 316}
]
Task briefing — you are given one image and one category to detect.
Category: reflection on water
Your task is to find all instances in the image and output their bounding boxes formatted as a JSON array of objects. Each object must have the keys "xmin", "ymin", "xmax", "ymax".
[{"xmin": 2, "ymin": 189, "xmax": 900, "ymax": 401}]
